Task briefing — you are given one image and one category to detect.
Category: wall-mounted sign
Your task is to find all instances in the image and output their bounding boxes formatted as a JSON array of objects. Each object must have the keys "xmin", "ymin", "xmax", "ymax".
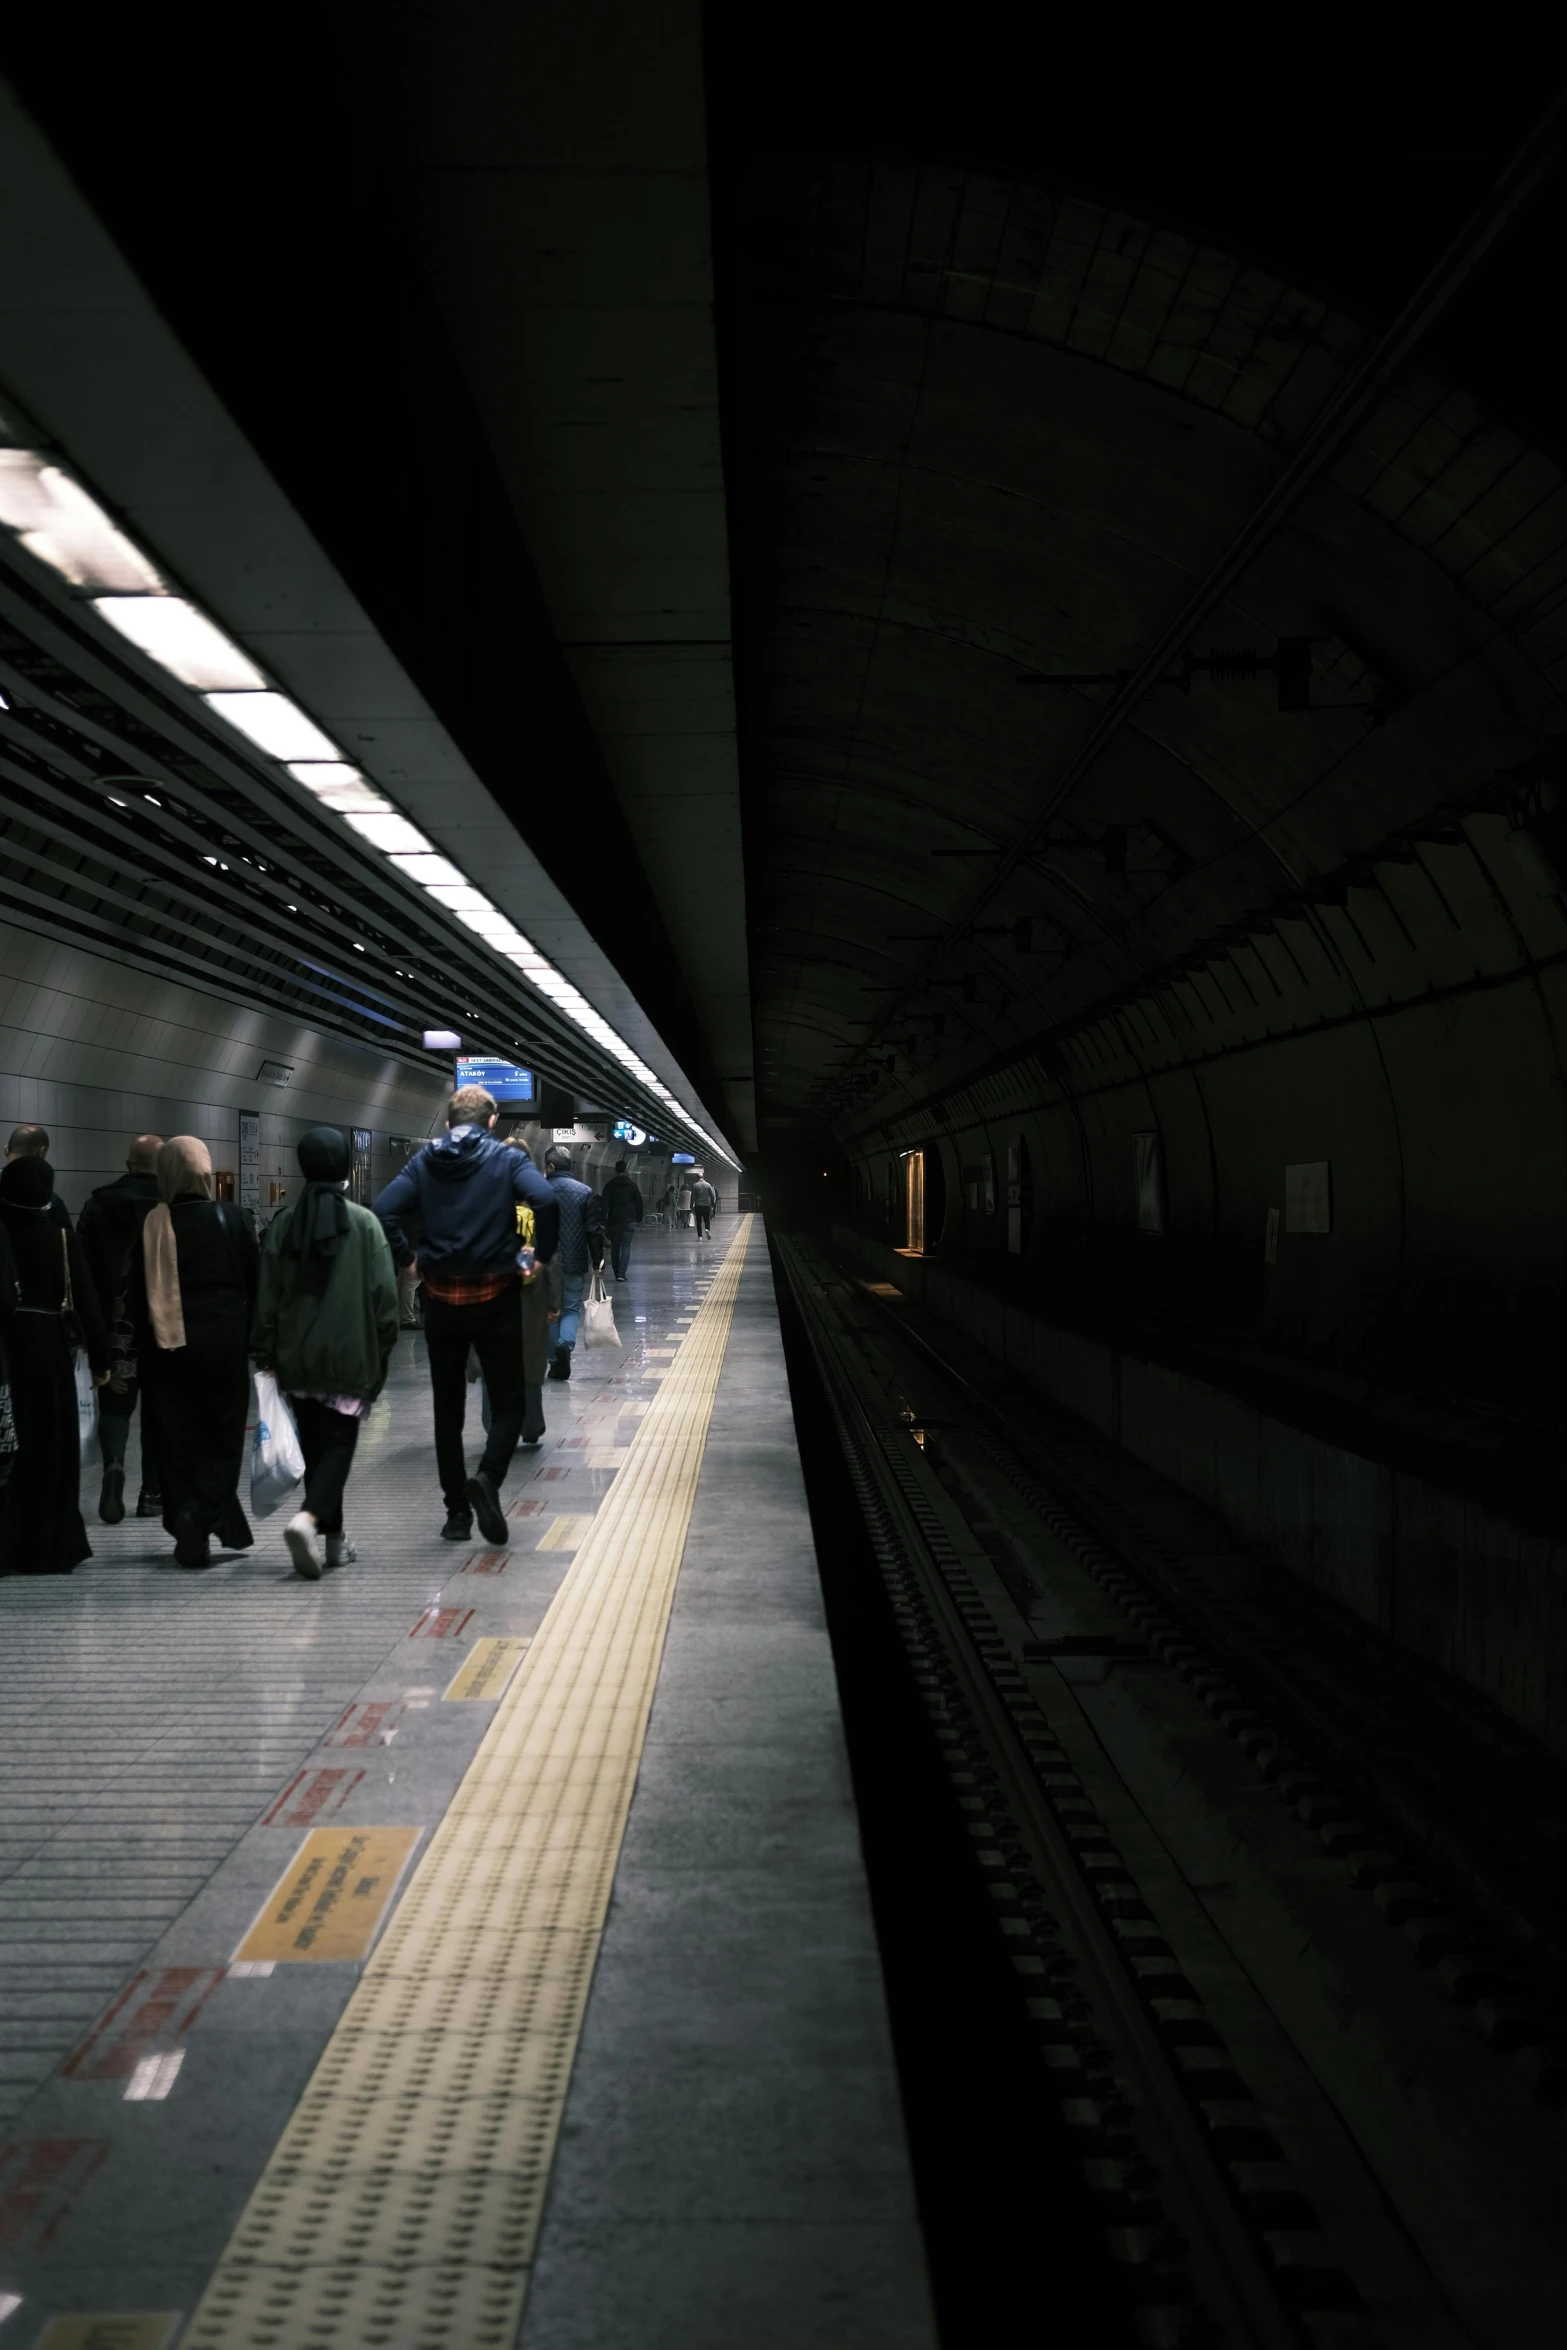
[
  {"xmin": 612, "ymin": 1120, "xmax": 647, "ymax": 1147},
  {"xmin": 258, "ymin": 1059, "xmax": 293, "ymax": 1088},
  {"xmin": 1284, "ymin": 1161, "xmax": 1332, "ymax": 1234},
  {"xmin": 456, "ymin": 1057, "xmax": 535, "ymax": 1104},
  {"xmin": 423, "ymin": 1028, "xmax": 462, "ymax": 1051},
  {"xmin": 671, "ymin": 1151, "xmax": 696, "ymax": 1166},
  {"xmin": 239, "ymin": 1111, "xmax": 261, "ymax": 1213},
  {"xmin": 550, "ymin": 1124, "xmax": 605, "ymax": 1144}
]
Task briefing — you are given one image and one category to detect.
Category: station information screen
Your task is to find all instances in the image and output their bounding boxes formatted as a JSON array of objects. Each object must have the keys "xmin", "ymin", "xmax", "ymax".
[{"xmin": 456, "ymin": 1057, "xmax": 536, "ymax": 1105}]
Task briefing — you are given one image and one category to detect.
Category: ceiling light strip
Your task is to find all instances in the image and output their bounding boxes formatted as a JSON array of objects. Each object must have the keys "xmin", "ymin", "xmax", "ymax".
[{"xmin": 0, "ymin": 433, "xmax": 737, "ymax": 1165}]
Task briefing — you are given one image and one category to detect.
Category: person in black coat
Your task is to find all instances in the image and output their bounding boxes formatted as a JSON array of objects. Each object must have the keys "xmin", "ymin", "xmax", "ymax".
[
  {"xmin": 600, "ymin": 1158, "xmax": 644, "ymax": 1283},
  {"xmin": 77, "ymin": 1133, "xmax": 163, "ymax": 1525},
  {"xmin": 129, "ymin": 1135, "xmax": 259, "ymax": 1569},
  {"xmin": 0, "ymin": 1155, "xmax": 109, "ymax": 1574}
]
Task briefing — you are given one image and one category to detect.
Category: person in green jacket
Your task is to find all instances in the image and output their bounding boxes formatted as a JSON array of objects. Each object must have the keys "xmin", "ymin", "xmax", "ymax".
[{"xmin": 253, "ymin": 1126, "xmax": 398, "ymax": 1581}]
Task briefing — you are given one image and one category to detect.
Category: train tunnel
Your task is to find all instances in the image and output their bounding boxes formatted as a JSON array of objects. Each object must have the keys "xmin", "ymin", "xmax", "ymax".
[{"xmin": 1, "ymin": 9, "xmax": 1565, "ymax": 2348}]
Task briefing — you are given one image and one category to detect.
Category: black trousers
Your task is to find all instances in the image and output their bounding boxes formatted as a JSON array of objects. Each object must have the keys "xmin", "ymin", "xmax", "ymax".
[
  {"xmin": 608, "ymin": 1223, "xmax": 635, "ymax": 1278},
  {"xmin": 423, "ymin": 1283, "xmax": 526, "ymax": 1510},
  {"xmin": 693, "ymin": 1206, "xmax": 712, "ymax": 1238},
  {"xmin": 291, "ymin": 1396, "xmax": 361, "ymax": 1537},
  {"xmin": 98, "ymin": 1380, "xmax": 153, "ymax": 1486}
]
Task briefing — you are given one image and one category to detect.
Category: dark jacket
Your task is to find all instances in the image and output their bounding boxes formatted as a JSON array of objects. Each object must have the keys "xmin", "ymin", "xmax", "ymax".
[
  {"xmin": 372, "ymin": 1125, "xmax": 558, "ymax": 1278},
  {"xmin": 546, "ymin": 1170, "xmax": 605, "ymax": 1276},
  {"xmin": 77, "ymin": 1170, "xmax": 161, "ymax": 1324},
  {"xmin": 129, "ymin": 1199, "xmax": 258, "ymax": 1364},
  {"xmin": 0, "ymin": 1195, "xmax": 109, "ymax": 1374},
  {"xmin": 600, "ymin": 1173, "xmax": 643, "ymax": 1229},
  {"xmin": 254, "ymin": 1201, "xmax": 400, "ymax": 1398}
]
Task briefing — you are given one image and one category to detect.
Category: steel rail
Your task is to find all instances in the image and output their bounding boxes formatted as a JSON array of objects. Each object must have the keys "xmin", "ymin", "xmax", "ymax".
[
  {"xmin": 779, "ymin": 1237, "xmax": 1306, "ymax": 2349},
  {"xmin": 858, "ymin": 76, "xmax": 1567, "ymax": 1071}
]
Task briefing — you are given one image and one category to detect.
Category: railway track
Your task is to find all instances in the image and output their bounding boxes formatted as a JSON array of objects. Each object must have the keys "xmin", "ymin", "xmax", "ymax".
[{"xmin": 774, "ymin": 1233, "xmax": 1567, "ymax": 2350}]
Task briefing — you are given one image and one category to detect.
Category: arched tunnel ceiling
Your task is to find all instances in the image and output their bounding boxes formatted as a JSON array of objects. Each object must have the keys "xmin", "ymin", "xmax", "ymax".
[{"xmin": 726, "ymin": 153, "xmax": 1567, "ymax": 1141}]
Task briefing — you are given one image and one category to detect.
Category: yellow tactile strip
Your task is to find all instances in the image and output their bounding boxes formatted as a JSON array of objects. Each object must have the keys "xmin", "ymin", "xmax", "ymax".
[{"xmin": 180, "ymin": 1218, "xmax": 754, "ymax": 2350}]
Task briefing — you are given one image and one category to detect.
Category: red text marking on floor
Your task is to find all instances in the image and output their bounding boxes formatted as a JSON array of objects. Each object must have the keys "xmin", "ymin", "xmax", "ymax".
[
  {"xmin": 532, "ymin": 1466, "xmax": 566, "ymax": 1481},
  {"xmin": 262, "ymin": 1767, "xmax": 366, "ymax": 1827},
  {"xmin": 323, "ymin": 1700, "xmax": 403, "ymax": 1748},
  {"xmin": 409, "ymin": 1606, "xmax": 474, "ymax": 1640},
  {"xmin": 458, "ymin": 1549, "xmax": 510, "ymax": 1574},
  {"xmin": 506, "ymin": 1499, "xmax": 546, "ymax": 1521},
  {"xmin": 0, "ymin": 2138, "xmax": 109, "ymax": 2252},
  {"xmin": 557, "ymin": 1437, "xmax": 586, "ymax": 1449},
  {"xmin": 63, "ymin": 1968, "xmax": 227, "ymax": 2083}
]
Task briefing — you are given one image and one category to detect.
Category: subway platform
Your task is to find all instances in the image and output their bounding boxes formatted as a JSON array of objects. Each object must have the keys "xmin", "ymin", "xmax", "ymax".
[{"xmin": 0, "ymin": 1220, "xmax": 937, "ymax": 2350}]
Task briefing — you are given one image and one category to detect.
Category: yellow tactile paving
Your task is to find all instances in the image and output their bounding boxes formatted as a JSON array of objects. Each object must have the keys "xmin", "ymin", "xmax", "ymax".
[{"xmin": 179, "ymin": 1216, "xmax": 753, "ymax": 2350}]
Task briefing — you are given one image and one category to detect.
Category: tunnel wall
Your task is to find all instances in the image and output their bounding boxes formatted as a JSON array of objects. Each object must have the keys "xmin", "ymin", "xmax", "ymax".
[
  {"xmin": 0, "ymin": 922, "xmax": 447, "ymax": 1216},
  {"xmin": 830, "ymin": 1220, "xmax": 1567, "ymax": 1761}
]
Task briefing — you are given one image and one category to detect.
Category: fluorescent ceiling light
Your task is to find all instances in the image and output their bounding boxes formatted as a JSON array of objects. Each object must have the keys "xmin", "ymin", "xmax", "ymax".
[
  {"xmin": 342, "ymin": 811, "xmax": 434, "ymax": 854},
  {"xmin": 92, "ymin": 595, "xmax": 265, "ymax": 689},
  {"xmin": 389, "ymin": 852, "xmax": 466, "ymax": 888},
  {"xmin": 0, "ymin": 452, "xmax": 163, "ymax": 590},
  {"xmin": 206, "ymin": 690, "xmax": 339, "ymax": 761},
  {"xmin": 424, "ymin": 881, "xmax": 493, "ymax": 913},
  {"xmin": 454, "ymin": 905, "xmax": 521, "ymax": 937},
  {"xmin": 288, "ymin": 761, "xmax": 366, "ymax": 792}
]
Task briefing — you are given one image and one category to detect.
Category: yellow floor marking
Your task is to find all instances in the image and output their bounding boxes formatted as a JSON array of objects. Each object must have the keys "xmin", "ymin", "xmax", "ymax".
[
  {"xmin": 33, "ymin": 2321, "xmax": 179, "ymax": 2350},
  {"xmin": 183, "ymin": 1216, "xmax": 754, "ymax": 2350},
  {"xmin": 588, "ymin": 1448, "xmax": 629, "ymax": 1469},
  {"xmin": 620, "ymin": 1400, "xmax": 649, "ymax": 1417},
  {"xmin": 444, "ymin": 1637, "xmax": 531, "ymax": 1702},
  {"xmin": 234, "ymin": 1826, "xmax": 422, "ymax": 1964},
  {"xmin": 537, "ymin": 1513, "xmax": 596, "ymax": 1550},
  {"xmin": 644, "ymin": 1346, "xmax": 676, "ymax": 1357}
]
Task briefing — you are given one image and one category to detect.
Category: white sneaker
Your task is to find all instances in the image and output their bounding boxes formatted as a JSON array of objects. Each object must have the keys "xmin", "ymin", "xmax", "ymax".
[
  {"xmin": 285, "ymin": 1510, "xmax": 323, "ymax": 1581},
  {"xmin": 326, "ymin": 1535, "xmax": 357, "ymax": 1569}
]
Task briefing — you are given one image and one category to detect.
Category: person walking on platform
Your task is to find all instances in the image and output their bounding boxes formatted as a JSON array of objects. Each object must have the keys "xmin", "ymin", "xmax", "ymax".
[
  {"xmin": 543, "ymin": 1145, "xmax": 604, "ymax": 1381},
  {"xmin": 254, "ymin": 1127, "xmax": 399, "ymax": 1581},
  {"xmin": 0, "ymin": 1155, "xmax": 109, "ymax": 1574},
  {"xmin": 676, "ymin": 1176, "xmax": 693, "ymax": 1230},
  {"xmin": 373, "ymin": 1086, "xmax": 558, "ymax": 1545},
  {"xmin": 690, "ymin": 1169, "xmax": 718, "ymax": 1241},
  {"xmin": 77, "ymin": 1133, "xmax": 163, "ymax": 1525},
  {"xmin": 600, "ymin": 1157, "xmax": 643, "ymax": 1282},
  {"xmin": 130, "ymin": 1136, "xmax": 258, "ymax": 1569},
  {"xmin": 5, "ymin": 1126, "xmax": 70, "ymax": 1233}
]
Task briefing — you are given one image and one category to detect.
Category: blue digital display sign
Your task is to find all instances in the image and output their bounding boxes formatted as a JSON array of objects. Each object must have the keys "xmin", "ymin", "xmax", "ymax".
[{"xmin": 456, "ymin": 1057, "xmax": 536, "ymax": 1105}]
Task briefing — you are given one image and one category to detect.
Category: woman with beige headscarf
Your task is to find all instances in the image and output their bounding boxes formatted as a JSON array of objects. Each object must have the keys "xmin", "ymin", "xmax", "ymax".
[{"xmin": 129, "ymin": 1137, "xmax": 258, "ymax": 1567}]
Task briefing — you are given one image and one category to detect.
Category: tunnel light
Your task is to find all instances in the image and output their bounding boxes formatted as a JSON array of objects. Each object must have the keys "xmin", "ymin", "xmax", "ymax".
[
  {"xmin": 0, "ymin": 452, "xmax": 163, "ymax": 590},
  {"xmin": 342, "ymin": 810, "xmax": 435, "ymax": 854},
  {"xmin": 0, "ymin": 439, "xmax": 739, "ymax": 1163},
  {"xmin": 93, "ymin": 595, "xmax": 265, "ymax": 689},
  {"xmin": 388, "ymin": 852, "xmax": 466, "ymax": 887},
  {"xmin": 205, "ymin": 690, "xmax": 339, "ymax": 761}
]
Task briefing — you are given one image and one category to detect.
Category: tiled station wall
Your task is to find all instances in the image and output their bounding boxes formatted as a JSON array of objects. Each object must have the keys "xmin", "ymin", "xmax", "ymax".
[
  {"xmin": 0, "ymin": 923, "xmax": 447, "ymax": 1218},
  {"xmin": 832, "ymin": 1222, "xmax": 1567, "ymax": 1766}
]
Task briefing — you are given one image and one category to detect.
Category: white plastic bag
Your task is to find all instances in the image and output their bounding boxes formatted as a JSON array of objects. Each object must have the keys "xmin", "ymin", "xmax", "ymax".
[
  {"xmin": 251, "ymin": 1370, "xmax": 305, "ymax": 1516},
  {"xmin": 74, "ymin": 1351, "xmax": 97, "ymax": 1471},
  {"xmin": 581, "ymin": 1267, "xmax": 619, "ymax": 1350}
]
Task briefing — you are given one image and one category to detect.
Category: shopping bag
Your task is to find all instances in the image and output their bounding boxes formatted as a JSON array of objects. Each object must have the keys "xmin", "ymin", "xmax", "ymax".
[
  {"xmin": 581, "ymin": 1267, "xmax": 619, "ymax": 1350},
  {"xmin": 74, "ymin": 1351, "xmax": 98, "ymax": 1471},
  {"xmin": 251, "ymin": 1370, "xmax": 305, "ymax": 1516}
]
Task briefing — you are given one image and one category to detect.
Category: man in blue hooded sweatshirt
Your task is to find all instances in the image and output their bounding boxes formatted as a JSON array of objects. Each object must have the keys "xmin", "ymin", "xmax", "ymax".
[{"xmin": 373, "ymin": 1085, "xmax": 558, "ymax": 1545}]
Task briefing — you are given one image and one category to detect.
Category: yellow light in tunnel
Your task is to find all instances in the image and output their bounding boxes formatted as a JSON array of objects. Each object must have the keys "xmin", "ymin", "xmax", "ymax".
[
  {"xmin": 0, "ymin": 452, "xmax": 163, "ymax": 590},
  {"xmin": 92, "ymin": 595, "xmax": 265, "ymax": 689}
]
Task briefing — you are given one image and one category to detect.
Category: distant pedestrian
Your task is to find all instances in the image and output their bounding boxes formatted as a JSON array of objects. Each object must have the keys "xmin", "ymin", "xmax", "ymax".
[
  {"xmin": 690, "ymin": 1170, "xmax": 718, "ymax": 1241},
  {"xmin": 543, "ymin": 1147, "xmax": 605, "ymax": 1380},
  {"xmin": 77, "ymin": 1133, "xmax": 164, "ymax": 1524},
  {"xmin": 600, "ymin": 1157, "xmax": 643, "ymax": 1282},
  {"xmin": 676, "ymin": 1178, "xmax": 693, "ymax": 1229},
  {"xmin": 0, "ymin": 1155, "xmax": 109, "ymax": 1575},
  {"xmin": 255, "ymin": 1128, "xmax": 398, "ymax": 1580},
  {"xmin": 372, "ymin": 1087, "xmax": 558, "ymax": 1544},
  {"xmin": 130, "ymin": 1137, "xmax": 259, "ymax": 1568}
]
